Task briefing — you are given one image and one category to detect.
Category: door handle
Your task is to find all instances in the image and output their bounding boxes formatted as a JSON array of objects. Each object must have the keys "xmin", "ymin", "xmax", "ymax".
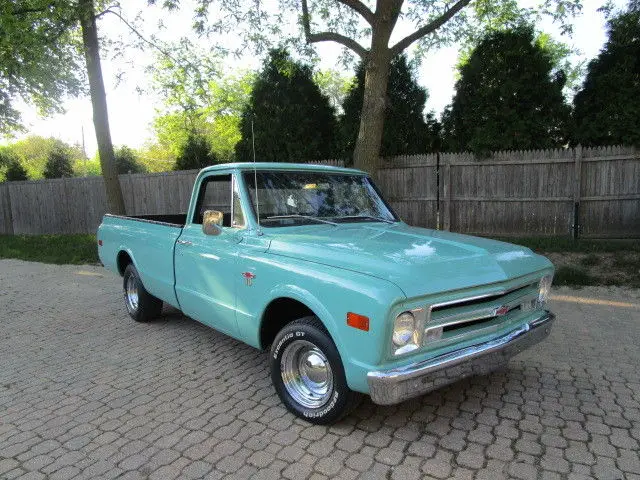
[{"xmin": 177, "ymin": 240, "xmax": 193, "ymax": 246}]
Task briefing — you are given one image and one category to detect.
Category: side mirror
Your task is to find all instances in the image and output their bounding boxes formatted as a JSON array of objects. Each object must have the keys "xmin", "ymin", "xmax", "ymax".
[{"xmin": 202, "ymin": 210, "xmax": 223, "ymax": 236}]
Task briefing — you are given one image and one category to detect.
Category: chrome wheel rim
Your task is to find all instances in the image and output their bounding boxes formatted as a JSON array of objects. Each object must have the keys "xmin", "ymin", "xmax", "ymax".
[
  {"xmin": 281, "ymin": 340, "xmax": 333, "ymax": 409},
  {"xmin": 125, "ymin": 275, "xmax": 139, "ymax": 313}
]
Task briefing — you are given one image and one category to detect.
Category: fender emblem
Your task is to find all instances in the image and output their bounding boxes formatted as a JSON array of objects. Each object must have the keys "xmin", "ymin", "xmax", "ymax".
[
  {"xmin": 494, "ymin": 305, "xmax": 510, "ymax": 316},
  {"xmin": 242, "ymin": 271, "xmax": 256, "ymax": 286}
]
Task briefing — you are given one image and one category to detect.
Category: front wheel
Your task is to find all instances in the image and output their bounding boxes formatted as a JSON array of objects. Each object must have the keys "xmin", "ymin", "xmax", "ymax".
[{"xmin": 270, "ymin": 317, "xmax": 361, "ymax": 424}]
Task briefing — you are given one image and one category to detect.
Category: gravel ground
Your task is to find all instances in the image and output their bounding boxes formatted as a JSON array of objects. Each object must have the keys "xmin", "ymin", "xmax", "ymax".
[{"xmin": 1, "ymin": 259, "xmax": 639, "ymax": 480}]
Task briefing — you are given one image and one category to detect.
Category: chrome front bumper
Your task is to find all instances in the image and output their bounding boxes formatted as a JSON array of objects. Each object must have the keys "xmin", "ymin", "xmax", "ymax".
[{"xmin": 367, "ymin": 311, "xmax": 555, "ymax": 405}]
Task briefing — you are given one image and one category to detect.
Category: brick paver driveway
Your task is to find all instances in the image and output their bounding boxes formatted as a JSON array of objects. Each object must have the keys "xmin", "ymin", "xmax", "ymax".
[{"xmin": 1, "ymin": 259, "xmax": 639, "ymax": 480}]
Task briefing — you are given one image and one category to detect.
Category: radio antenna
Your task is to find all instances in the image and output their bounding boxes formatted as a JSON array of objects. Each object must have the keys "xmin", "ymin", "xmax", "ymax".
[{"xmin": 251, "ymin": 115, "xmax": 262, "ymax": 235}]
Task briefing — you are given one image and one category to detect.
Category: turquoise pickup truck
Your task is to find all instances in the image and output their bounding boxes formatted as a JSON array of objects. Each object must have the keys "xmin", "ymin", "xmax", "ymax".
[{"xmin": 98, "ymin": 162, "xmax": 555, "ymax": 424}]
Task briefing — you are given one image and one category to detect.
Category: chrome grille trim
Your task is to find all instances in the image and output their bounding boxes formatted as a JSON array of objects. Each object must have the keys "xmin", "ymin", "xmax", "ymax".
[{"xmin": 423, "ymin": 281, "xmax": 539, "ymax": 345}]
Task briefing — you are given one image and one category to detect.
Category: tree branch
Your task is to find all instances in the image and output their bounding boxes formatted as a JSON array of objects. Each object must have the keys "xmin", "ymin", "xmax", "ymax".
[
  {"xmin": 336, "ymin": 0, "xmax": 374, "ymax": 24},
  {"xmin": 102, "ymin": 9, "xmax": 182, "ymax": 65},
  {"xmin": 389, "ymin": 0, "xmax": 472, "ymax": 56},
  {"xmin": 301, "ymin": 0, "xmax": 368, "ymax": 58}
]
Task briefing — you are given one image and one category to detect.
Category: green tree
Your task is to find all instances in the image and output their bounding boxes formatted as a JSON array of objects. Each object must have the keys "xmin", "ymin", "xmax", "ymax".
[
  {"xmin": 115, "ymin": 146, "xmax": 146, "ymax": 174},
  {"xmin": 6, "ymin": 136, "xmax": 83, "ymax": 179},
  {"xmin": 0, "ymin": 148, "xmax": 15, "ymax": 169},
  {"xmin": 313, "ymin": 69, "xmax": 354, "ymax": 113},
  {"xmin": 235, "ymin": 49, "xmax": 338, "ymax": 162},
  {"xmin": 340, "ymin": 54, "xmax": 437, "ymax": 159},
  {"xmin": 137, "ymin": 143, "xmax": 176, "ymax": 173},
  {"xmin": 174, "ymin": 135, "xmax": 218, "ymax": 171},
  {"xmin": 1, "ymin": 1, "xmax": 126, "ymax": 212},
  {"xmin": 43, "ymin": 146, "xmax": 74, "ymax": 179},
  {"xmin": 443, "ymin": 25, "xmax": 571, "ymax": 153},
  {"xmin": 4, "ymin": 161, "xmax": 29, "ymax": 182},
  {"xmin": 573, "ymin": 5, "xmax": 640, "ymax": 146},
  {"xmin": 154, "ymin": 0, "xmax": 582, "ymax": 174},
  {"xmin": 149, "ymin": 47, "xmax": 254, "ymax": 163},
  {"xmin": 0, "ymin": 1, "xmax": 82, "ymax": 133}
]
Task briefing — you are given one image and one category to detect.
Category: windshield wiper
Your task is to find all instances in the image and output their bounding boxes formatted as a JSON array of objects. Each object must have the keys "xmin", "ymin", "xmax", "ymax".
[
  {"xmin": 336, "ymin": 215, "xmax": 396, "ymax": 224},
  {"xmin": 266, "ymin": 215, "xmax": 338, "ymax": 226}
]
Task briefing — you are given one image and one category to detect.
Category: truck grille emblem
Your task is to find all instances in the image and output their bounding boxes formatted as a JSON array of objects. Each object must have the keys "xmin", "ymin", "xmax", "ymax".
[{"xmin": 494, "ymin": 305, "xmax": 510, "ymax": 316}]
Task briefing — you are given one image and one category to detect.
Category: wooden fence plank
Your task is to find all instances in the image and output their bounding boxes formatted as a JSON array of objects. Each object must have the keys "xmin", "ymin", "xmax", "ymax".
[{"xmin": 0, "ymin": 183, "xmax": 13, "ymax": 235}]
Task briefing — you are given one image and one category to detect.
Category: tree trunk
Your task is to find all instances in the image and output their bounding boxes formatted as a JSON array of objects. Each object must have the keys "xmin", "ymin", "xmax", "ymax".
[
  {"xmin": 352, "ymin": 51, "xmax": 391, "ymax": 175},
  {"xmin": 79, "ymin": 0, "xmax": 125, "ymax": 215},
  {"xmin": 352, "ymin": 0, "xmax": 401, "ymax": 176}
]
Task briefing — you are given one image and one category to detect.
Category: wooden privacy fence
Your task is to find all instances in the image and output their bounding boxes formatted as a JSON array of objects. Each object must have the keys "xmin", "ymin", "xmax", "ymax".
[
  {"xmin": 0, "ymin": 145, "xmax": 638, "ymax": 237},
  {"xmin": 0, "ymin": 170, "xmax": 199, "ymax": 235}
]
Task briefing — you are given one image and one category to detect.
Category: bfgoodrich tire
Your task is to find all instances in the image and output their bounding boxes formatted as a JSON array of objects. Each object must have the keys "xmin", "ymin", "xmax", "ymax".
[
  {"xmin": 122, "ymin": 264, "xmax": 163, "ymax": 322},
  {"xmin": 270, "ymin": 316, "xmax": 361, "ymax": 424}
]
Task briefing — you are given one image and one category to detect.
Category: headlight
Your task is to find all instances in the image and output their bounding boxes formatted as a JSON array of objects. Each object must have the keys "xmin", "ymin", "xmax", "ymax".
[
  {"xmin": 538, "ymin": 274, "xmax": 553, "ymax": 305},
  {"xmin": 392, "ymin": 311, "xmax": 415, "ymax": 347}
]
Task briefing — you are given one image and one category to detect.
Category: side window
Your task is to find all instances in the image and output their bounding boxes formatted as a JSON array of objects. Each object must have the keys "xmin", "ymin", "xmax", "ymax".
[
  {"xmin": 193, "ymin": 175, "xmax": 232, "ymax": 226},
  {"xmin": 193, "ymin": 174, "xmax": 246, "ymax": 229}
]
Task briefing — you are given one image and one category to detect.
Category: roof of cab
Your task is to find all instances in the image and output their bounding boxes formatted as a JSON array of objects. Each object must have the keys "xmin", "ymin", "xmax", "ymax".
[{"xmin": 198, "ymin": 162, "xmax": 365, "ymax": 175}]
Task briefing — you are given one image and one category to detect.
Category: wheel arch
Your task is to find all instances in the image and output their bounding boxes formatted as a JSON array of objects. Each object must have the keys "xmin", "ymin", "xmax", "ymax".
[
  {"xmin": 116, "ymin": 248, "xmax": 136, "ymax": 276},
  {"xmin": 258, "ymin": 289, "xmax": 343, "ymax": 353}
]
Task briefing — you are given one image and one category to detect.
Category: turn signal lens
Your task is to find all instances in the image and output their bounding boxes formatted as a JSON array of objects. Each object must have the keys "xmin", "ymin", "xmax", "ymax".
[{"xmin": 347, "ymin": 312, "xmax": 369, "ymax": 331}]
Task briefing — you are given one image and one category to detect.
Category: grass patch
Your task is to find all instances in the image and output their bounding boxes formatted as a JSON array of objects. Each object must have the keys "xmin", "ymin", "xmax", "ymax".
[
  {"xmin": 498, "ymin": 236, "xmax": 640, "ymax": 254},
  {"xmin": 554, "ymin": 265, "xmax": 594, "ymax": 286},
  {"xmin": 0, "ymin": 234, "xmax": 99, "ymax": 265}
]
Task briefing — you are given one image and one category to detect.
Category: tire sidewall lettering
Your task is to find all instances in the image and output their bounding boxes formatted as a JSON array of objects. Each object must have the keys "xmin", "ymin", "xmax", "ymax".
[{"xmin": 273, "ymin": 330, "xmax": 305, "ymax": 359}]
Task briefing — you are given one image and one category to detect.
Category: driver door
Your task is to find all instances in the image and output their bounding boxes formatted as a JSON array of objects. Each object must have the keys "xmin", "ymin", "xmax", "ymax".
[{"xmin": 174, "ymin": 173, "xmax": 245, "ymax": 337}]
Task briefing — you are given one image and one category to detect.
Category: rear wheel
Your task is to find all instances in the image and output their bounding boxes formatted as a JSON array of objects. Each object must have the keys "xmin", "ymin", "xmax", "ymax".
[
  {"xmin": 123, "ymin": 264, "xmax": 163, "ymax": 322},
  {"xmin": 270, "ymin": 316, "xmax": 361, "ymax": 424}
]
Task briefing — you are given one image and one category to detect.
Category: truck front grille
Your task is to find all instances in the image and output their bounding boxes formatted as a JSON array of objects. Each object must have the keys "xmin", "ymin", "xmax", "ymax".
[{"xmin": 423, "ymin": 282, "xmax": 539, "ymax": 346}]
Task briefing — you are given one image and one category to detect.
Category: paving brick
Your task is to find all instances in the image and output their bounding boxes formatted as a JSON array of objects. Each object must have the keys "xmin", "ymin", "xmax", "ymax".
[{"xmin": 2, "ymin": 261, "xmax": 640, "ymax": 480}]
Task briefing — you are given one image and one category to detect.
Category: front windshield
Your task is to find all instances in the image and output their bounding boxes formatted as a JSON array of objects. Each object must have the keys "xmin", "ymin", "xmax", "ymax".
[{"xmin": 243, "ymin": 170, "xmax": 398, "ymax": 227}]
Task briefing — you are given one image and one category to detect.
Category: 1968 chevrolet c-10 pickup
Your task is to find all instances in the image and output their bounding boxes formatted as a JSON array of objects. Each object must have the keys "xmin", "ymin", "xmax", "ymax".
[{"xmin": 98, "ymin": 162, "xmax": 555, "ymax": 424}]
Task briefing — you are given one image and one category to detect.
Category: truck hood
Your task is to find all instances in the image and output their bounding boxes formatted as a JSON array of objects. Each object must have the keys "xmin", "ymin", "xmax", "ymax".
[{"xmin": 266, "ymin": 223, "xmax": 552, "ymax": 298}]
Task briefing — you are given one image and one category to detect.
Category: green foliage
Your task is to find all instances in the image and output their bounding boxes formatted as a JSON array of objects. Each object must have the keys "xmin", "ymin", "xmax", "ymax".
[
  {"xmin": 235, "ymin": 49, "xmax": 338, "ymax": 162},
  {"xmin": 0, "ymin": 147, "xmax": 17, "ymax": 171},
  {"xmin": 149, "ymin": 46, "xmax": 254, "ymax": 164},
  {"xmin": 4, "ymin": 160, "xmax": 29, "ymax": 182},
  {"xmin": 340, "ymin": 55, "xmax": 438, "ymax": 158},
  {"xmin": 114, "ymin": 146, "xmax": 146, "ymax": 174},
  {"xmin": 5, "ymin": 136, "xmax": 84, "ymax": 179},
  {"xmin": 573, "ymin": 7, "xmax": 640, "ymax": 146},
  {"xmin": 443, "ymin": 25, "xmax": 571, "ymax": 153},
  {"xmin": 153, "ymin": 1, "xmax": 582, "ymax": 61},
  {"xmin": 0, "ymin": 1, "xmax": 83, "ymax": 133},
  {"xmin": 313, "ymin": 69, "xmax": 354, "ymax": 113},
  {"xmin": 74, "ymin": 158, "xmax": 102, "ymax": 177},
  {"xmin": 174, "ymin": 134, "xmax": 218, "ymax": 171},
  {"xmin": 0, "ymin": 234, "xmax": 99, "ymax": 265},
  {"xmin": 43, "ymin": 145, "xmax": 74, "ymax": 179},
  {"xmin": 137, "ymin": 143, "xmax": 176, "ymax": 173}
]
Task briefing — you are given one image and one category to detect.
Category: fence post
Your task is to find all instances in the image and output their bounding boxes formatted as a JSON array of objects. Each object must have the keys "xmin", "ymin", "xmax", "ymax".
[
  {"xmin": 0, "ymin": 184, "xmax": 14, "ymax": 235},
  {"xmin": 442, "ymin": 154, "xmax": 452, "ymax": 231},
  {"xmin": 572, "ymin": 144, "xmax": 583, "ymax": 239}
]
